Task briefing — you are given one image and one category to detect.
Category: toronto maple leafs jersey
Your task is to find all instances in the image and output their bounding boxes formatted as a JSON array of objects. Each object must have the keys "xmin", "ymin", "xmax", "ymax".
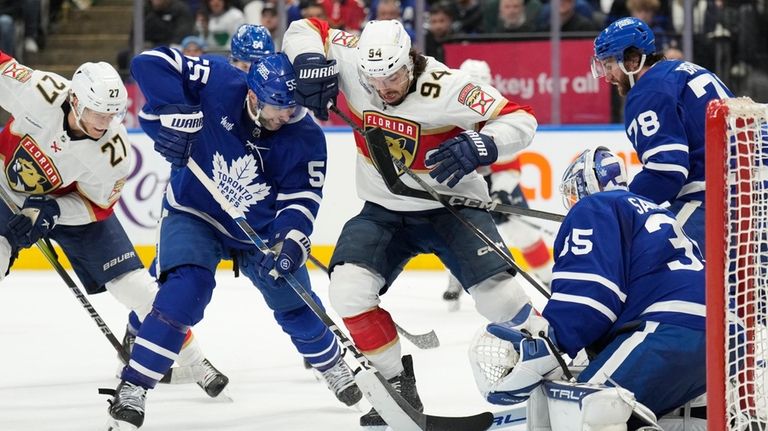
[
  {"xmin": 283, "ymin": 18, "xmax": 537, "ymax": 212},
  {"xmin": 0, "ymin": 51, "xmax": 131, "ymax": 225},
  {"xmin": 544, "ymin": 190, "xmax": 705, "ymax": 357},
  {"xmin": 625, "ymin": 60, "xmax": 733, "ymax": 205},
  {"xmin": 131, "ymin": 47, "xmax": 326, "ymax": 247}
]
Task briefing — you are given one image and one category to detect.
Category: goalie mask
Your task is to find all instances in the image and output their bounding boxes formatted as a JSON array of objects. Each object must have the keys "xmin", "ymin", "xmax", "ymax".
[
  {"xmin": 69, "ymin": 62, "xmax": 127, "ymax": 137},
  {"xmin": 560, "ymin": 147, "xmax": 628, "ymax": 209},
  {"xmin": 246, "ymin": 52, "xmax": 298, "ymax": 130}
]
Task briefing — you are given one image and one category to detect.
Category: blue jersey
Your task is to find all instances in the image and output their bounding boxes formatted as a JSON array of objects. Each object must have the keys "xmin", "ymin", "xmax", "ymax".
[
  {"xmin": 545, "ymin": 190, "xmax": 705, "ymax": 357},
  {"xmin": 131, "ymin": 47, "xmax": 327, "ymax": 248},
  {"xmin": 624, "ymin": 60, "xmax": 733, "ymax": 205}
]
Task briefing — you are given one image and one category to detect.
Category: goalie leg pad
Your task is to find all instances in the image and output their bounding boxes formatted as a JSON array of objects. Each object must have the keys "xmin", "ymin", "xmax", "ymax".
[
  {"xmin": 468, "ymin": 272, "xmax": 530, "ymax": 322},
  {"xmin": 105, "ymin": 269, "xmax": 159, "ymax": 320}
]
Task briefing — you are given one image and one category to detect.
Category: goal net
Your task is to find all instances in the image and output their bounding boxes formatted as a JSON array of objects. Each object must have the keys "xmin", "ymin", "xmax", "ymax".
[{"xmin": 706, "ymin": 97, "xmax": 768, "ymax": 431}]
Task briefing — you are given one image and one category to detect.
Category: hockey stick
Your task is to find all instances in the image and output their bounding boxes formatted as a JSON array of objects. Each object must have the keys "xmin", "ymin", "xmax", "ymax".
[
  {"xmin": 188, "ymin": 159, "xmax": 494, "ymax": 431},
  {"xmin": 307, "ymin": 254, "xmax": 441, "ymax": 350},
  {"xmin": 330, "ymin": 105, "xmax": 551, "ymax": 300},
  {"xmin": 0, "ymin": 186, "xmax": 195, "ymax": 384}
]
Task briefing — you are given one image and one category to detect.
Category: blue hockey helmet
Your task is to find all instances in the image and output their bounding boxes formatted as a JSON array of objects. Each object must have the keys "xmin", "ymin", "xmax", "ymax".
[
  {"xmin": 560, "ymin": 146, "xmax": 628, "ymax": 209},
  {"xmin": 591, "ymin": 17, "xmax": 655, "ymax": 78},
  {"xmin": 247, "ymin": 52, "xmax": 297, "ymax": 108},
  {"xmin": 231, "ymin": 24, "xmax": 275, "ymax": 63}
]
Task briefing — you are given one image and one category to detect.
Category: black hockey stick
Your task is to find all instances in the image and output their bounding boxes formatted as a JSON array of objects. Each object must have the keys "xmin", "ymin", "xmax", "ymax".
[
  {"xmin": 330, "ymin": 105, "xmax": 551, "ymax": 300},
  {"xmin": 307, "ymin": 254, "xmax": 441, "ymax": 350},
  {"xmin": 189, "ymin": 159, "xmax": 493, "ymax": 431},
  {"xmin": 0, "ymin": 187, "xmax": 194, "ymax": 384}
]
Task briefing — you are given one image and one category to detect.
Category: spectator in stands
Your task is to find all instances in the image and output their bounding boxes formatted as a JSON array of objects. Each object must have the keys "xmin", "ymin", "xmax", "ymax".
[
  {"xmin": 369, "ymin": 0, "xmax": 415, "ymax": 36},
  {"xmin": 0, "ymin": 2, "xmax": 15, "ymax": 56},
  {"xmin": 259, "ymin": 2, "xmax": 281, "ymax": 47},
  {"xmin": 627, "ymin": 0, "xmax": 676, "ymax": 51},
  {"xmin": 0, "ymin": 0, "xmax": 42, "ymax": 55},
  {"xmin": 117, "ymin": 0, "xmax": 194, "ymax": 76},
  {"xmin": 321, "ymin": 0, "xmax": 366, "ymax": 33},
  {"xmin": 485, "ymin": 0, "xmax": 540, "ymax": 33},
  {"xmin": 375, "ymin": 0, "xmax": 415, "ymax": 38},
  {"xmin": 536, "ymin": 0, "xmax": 600, "ymax": 32},
  {"xmin": 450, "ymin": 0, "xmax": 483, "ymax": 34},
  {"xmin": 180, "ymin": 35, "xmax": 206, "ymax": 56},
  {"xmin": 425, "ymin": 1, "xmax": 453, "ymax": 62},
  {"xmin": 300, "ymin": 0, "xmax": 327, "ymax": 19},
  {"xmin": 198, "ymin": 0, "xmax": 245, "ymax": 52}
]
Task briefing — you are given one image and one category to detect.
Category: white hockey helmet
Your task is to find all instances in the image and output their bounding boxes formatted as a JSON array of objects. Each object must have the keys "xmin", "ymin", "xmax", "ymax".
[
  {"xmin": 459, "ymin": 59, "xmax": 492, "ymax": 86},
  {"xmin": 70, "ymin": 62, "xmax": 127, "ymax": 123},
  {"xmin": 357, "ymin": 20, "xmax": 413, "ymax": 79}
]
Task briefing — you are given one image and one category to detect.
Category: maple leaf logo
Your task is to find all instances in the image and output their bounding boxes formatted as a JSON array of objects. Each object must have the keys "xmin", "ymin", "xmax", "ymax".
[{"xmin": 211, "ymin": 152, "xmax": 271, "ymax": 212}]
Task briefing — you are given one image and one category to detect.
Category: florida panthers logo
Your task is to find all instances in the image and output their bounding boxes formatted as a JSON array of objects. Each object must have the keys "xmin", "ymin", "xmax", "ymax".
[
  {"xmin": 6, "ymin": 135, "xmax": 62, "ymax": 193},
  {"xmin": 211, "ymin": 152, "xmax": 271, "ymax": 212},
  {"xmin": 363, "ymin": 112, "xmax": 420, "ymax": 175}
]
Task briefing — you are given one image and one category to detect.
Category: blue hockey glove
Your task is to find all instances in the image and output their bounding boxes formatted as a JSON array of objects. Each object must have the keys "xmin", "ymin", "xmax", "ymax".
[
  {"xmin": 293, "ymin": 53, "xmax": 339, "ymax": 121},
  {"xmin": 426, "ymin": 131, "xmax": 498, "ymax": 188},
  {"xmin": 256, "ymin": 229, "xmax": 311, "ymax": 279},
  {"xmin": 156, "ymin": 104, "xmax": 203, "ymax": 168},
  {"xmin": 483, "ymin": 311, "xmax": 560, "ymax": 405},
  {"xmin": 6, "ymin": 195, "xmax": 60, "ymax": 249}
]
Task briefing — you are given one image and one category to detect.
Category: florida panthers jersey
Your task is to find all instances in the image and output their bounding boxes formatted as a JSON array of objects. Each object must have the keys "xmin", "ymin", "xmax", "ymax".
[
  {"xmin": 0, "ymin": 52, "xmax": 131, "ymax": 225},
  {"xmin": 283, "ymin": 18, "xmax": 537, "ymax": 212},
  {"xmin": 545, "ymin": 190, "xmax": 705, "ymax": 357},
  {"xmin": 625, "ymin": 60, "xmax": 733, "ymax": 205},
  {"xmin": 131, "ymin": 47, "xmax": 327, "ymax": 247}
]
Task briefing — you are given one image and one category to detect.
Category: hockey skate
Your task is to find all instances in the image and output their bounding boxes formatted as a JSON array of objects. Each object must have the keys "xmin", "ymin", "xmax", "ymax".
[
  {"xmin": 106, "ymin": 380, "xmax": 146, "ymax": 430},
  {"xmin": 320, "ymin": 358, "xmax": 363, "ymax": 407},
  {"xmin": 360, "ymin": 355, "xmax": 423, "ymax": 427},
  {"xmin": 115, "ymin": 326, "xmax": 136, "ymax": 378},
  {"xmin": 442, "ymin": 274, "xmax": 464, "ymax": 312},
  {"xmin": 196, "ymin": 358, "xmax": 230, "ymax": 398}
]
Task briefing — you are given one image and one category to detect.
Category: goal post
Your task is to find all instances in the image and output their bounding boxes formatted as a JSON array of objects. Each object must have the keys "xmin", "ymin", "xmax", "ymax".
[{"xmin": 706, "ymin": 97, "xmax": 768, "ymax": 431}]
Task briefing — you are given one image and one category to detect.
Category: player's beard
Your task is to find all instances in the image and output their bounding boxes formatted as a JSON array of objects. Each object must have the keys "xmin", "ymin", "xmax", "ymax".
[{"xmin": 616, "ymin": 74, "xmax": 632, "ymax": 97}]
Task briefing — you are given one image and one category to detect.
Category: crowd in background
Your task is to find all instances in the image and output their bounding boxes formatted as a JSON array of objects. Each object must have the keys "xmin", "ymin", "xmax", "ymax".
[{"xmin": 4, "ymin": 0, "xmax": 768, "ymax": 120}]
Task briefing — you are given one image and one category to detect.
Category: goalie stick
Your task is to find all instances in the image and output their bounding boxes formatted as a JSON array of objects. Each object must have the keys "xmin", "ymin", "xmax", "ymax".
[
  {"xmin": 307, "ymin": 254, "xmax": 441, "ymax": 350},
  {"xmin": 0, "ymin": 186, "xmax": 196, "ymax": 384},
  {"xmin": 188, "ymin": 159, "xmax": 493, "ymax": 431},
  {"xmin": 329, "ymin": 105, "xmax": 551, "ymax": 301}
]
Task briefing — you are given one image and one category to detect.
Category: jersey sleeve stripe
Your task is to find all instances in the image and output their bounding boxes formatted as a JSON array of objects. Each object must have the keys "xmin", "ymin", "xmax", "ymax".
[
  {"xmin": 138, "ymin": 110, "xmax": 159, "ymax": 121},
  {"xmin": 677, "ymin": 181, "xmax": 705, "ymax": 198},
  {"xmin": 550, "ymin": 292, "xmax": 618, "ymax": 322},
  {"xmin": 276, "ymin": 191, "xmax": 322, "ymax": 204},
  {"xmin": 640, "ymin": 300, "xmax": 706, "ymax": 317},
  {"xmin": 551, "ymin": 271, "xmax": 627, "ymax": 302},
  {"xmin": 640, "ymin": 143, "xmax": 689, "ymax": 163},
  {"xmin": 644, "ymin": 161, "xmax": 689, "ymax": 177},
  {"xmin": 142, "ymin": 49, "xmax": 183, "ymax": 73},
  {"xmin": 276, "ymin": 204, "xmax": 316, "ymax": 223}
]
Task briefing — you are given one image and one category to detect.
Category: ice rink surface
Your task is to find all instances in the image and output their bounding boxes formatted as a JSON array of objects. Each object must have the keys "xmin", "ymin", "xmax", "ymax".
[{"xmin": 0, "ymin": 270, "xmax": 527, "ymax": 431}]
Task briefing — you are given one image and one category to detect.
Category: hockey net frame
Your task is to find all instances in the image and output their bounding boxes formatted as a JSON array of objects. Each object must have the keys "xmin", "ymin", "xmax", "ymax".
[{"xmin": 706, "ymin": 97, "xmax": 768, "ymax": 431}]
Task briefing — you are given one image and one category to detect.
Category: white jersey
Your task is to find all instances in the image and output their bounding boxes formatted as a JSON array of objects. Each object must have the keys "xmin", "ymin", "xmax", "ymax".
[
  {"xmin": 0, "ymin": 52, "xmax": 131, "ymax": 226},
  {"xmin": 284, "ymin": 19, "xmax": 537, "ymax": 212}
]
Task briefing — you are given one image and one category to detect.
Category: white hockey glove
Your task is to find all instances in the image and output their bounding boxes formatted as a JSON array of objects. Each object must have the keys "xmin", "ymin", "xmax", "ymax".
[{"xmin": 469, "ymin": 304, "xmax": 561, "ymax": 405}]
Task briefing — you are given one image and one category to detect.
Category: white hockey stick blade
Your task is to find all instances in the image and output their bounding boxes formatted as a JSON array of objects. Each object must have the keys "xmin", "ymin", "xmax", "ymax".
[
  {"xmin": 489, "ymin": 405, "xmax": 527, "ymax": 429},
  {"xmin": 105, "ymin": 418, "xmax": 139, "ymax": 431}
]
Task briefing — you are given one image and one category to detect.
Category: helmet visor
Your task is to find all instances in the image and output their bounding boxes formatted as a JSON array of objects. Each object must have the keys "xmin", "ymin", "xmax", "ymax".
[
  {"xmin": 364, "ymin": 65, "xmax": 409, "ymax": 92},
  {"xmin": 81, "ymin": 107, "xmax": 123, "ymax": 130},
  {"xmin": 590, "ymin": 56, "xmax": 616, "ymax": 79}
]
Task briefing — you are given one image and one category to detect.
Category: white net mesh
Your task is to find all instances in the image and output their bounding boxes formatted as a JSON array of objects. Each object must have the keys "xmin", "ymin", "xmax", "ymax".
[
  {"xmin": 722, "ymin": 98, "xmax": 768, "ymax": 430},
  {"xmin": 468, "ymin": 327, "xmax": 519, "ymax": 395}
]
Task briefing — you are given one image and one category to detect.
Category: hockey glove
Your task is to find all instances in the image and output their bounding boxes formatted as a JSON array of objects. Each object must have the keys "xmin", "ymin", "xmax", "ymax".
[
  {"xmin": 156, "ymin": 104, "xmax": 203, "ymax": 168},
  {"xmin": 256, "ymin": 229, "xmax": 311, "ymax": 279},
  {"xmin": 293, "ymin": 53, "xmax": 339, "ymax": 121},
  {"xmin": 426, "ymin": 131, "xmax": 498, "ymax": 188},
  {"xmin": 6, "ymin": 195, "xmax": 60, "ymax": 249},
  {"xmin": 484, "ymin": 313, "xmax": 560, "ymax": 405}
]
